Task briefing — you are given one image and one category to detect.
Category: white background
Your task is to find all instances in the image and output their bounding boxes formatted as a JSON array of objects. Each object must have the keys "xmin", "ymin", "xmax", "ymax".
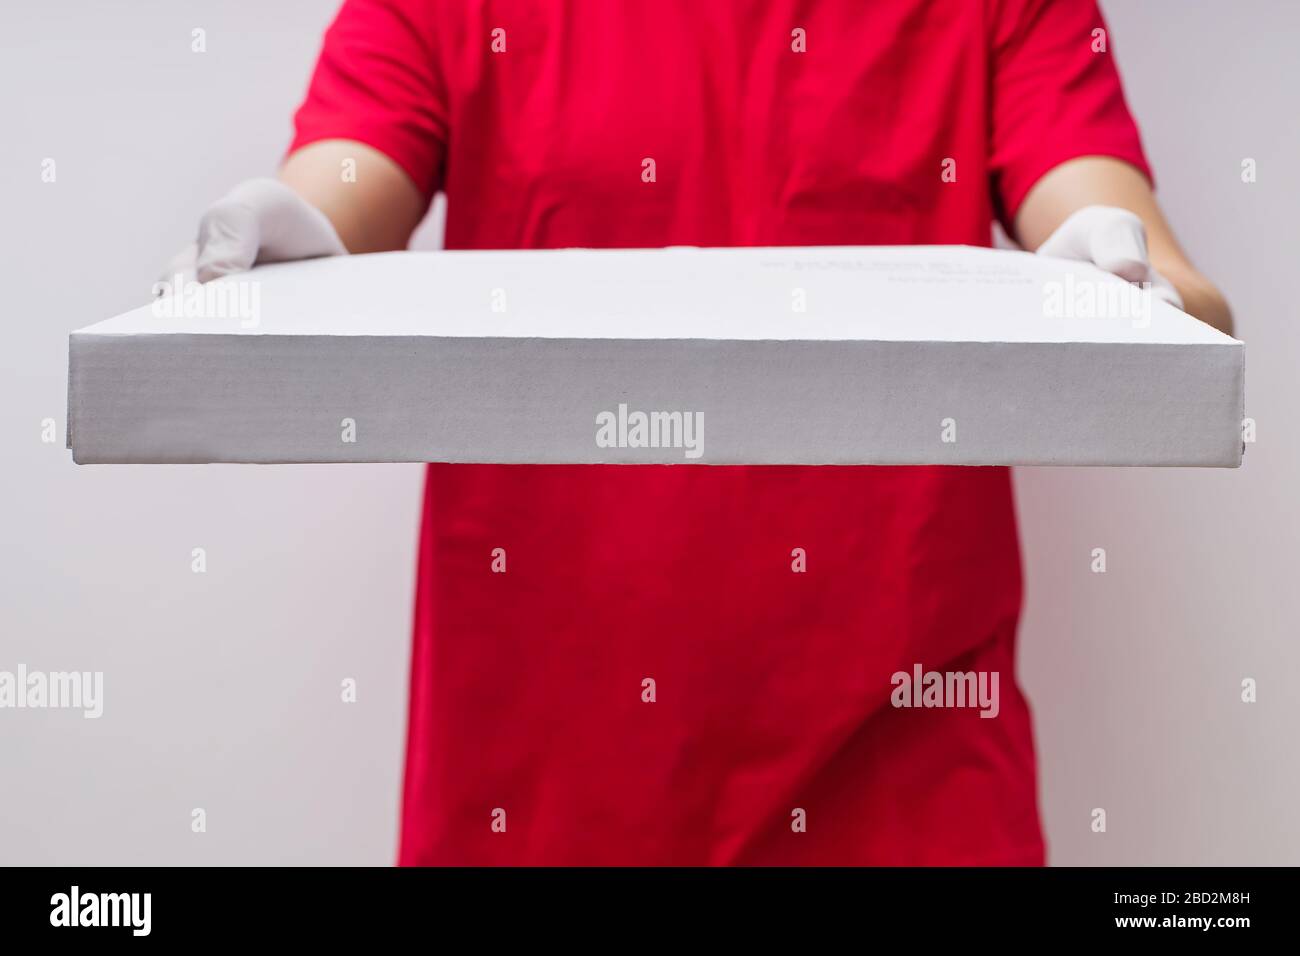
[{"xmin": 1, "ymin": 1, "xmax": 1296, "ymax": 864}]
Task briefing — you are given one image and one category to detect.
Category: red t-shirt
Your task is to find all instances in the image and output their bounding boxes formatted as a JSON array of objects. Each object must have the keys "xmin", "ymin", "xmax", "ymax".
[{"xmin": 292, "ymin": 0, "xmax": 1150, "ymax": 865}]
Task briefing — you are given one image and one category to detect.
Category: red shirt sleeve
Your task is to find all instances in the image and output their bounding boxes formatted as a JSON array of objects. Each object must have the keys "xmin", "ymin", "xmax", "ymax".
[
  {"xmin": 289, "ymin": 0, "xmax": 448, "ymax": 200},
  {"xmin": 988, "ymin": 0, "xmax": 1152, "ymax": 228}
]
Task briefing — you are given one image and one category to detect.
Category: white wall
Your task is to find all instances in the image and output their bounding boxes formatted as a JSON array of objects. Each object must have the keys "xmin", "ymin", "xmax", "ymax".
[
  {"xmin": 1018, "ymin": 1, "xmax": 1300, "ymax": 864},
  {"xmin": 1, "ymin": 0, "xmax": 1295, "ymax": 865}
]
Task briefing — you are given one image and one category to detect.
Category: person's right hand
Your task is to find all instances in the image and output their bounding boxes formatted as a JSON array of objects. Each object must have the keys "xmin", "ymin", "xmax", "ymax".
[{"xmin": 159, "ymin": 178, "xmax": 347, "ymax": 289}]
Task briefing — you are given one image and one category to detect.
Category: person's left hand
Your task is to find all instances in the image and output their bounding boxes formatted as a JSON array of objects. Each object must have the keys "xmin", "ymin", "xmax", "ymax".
[{"xmin": 1034, "ymin": 205, "xmax": 1183, "ymax": 310}]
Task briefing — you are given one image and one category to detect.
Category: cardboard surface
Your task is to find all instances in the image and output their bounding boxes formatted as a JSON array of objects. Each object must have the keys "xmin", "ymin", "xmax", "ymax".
[{"xmin": 67, "ymin": 246, "xmax": 1244, "ymax": 466}]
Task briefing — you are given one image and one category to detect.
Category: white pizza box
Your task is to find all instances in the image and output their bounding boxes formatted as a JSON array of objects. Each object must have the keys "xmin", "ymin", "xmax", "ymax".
[{"xmin": 67, "ymin": 245, "xmax": 1244, "ymax": 466}]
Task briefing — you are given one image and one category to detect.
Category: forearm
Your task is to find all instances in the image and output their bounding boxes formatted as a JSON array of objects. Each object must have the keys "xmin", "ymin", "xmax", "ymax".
[
  {"xmin": 279, "ymin": 139, "xmax": 428, "ymax": 254},
  {"xmin": 1015, "ymin": 157, "xmax": 1234, "ymax": 335}
]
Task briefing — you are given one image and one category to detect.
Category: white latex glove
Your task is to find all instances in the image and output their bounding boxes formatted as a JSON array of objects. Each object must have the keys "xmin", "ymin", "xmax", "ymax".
[
  {"xmin": 1035, "ymin": 205, "xmax": 1183, "ymax": 310},
  {"xmin": 159, "ymin": 178, "xmax": 346, "ymax": 289}
]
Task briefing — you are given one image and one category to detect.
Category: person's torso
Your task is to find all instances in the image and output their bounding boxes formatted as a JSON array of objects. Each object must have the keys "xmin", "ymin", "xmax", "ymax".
[
  {"xmin": 431, "ymin": 0, "xmax": 996, "ymax": 249},
  {"xmin": 417, "ymin": 0, "xmax": 1019, "ymax": 680},
  {"xmin": 400, "ymin": 1, "xmax": 1035, "ymax": 865}
]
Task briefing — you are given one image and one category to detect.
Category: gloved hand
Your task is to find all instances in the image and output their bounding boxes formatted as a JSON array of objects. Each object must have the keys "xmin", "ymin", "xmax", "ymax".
[
  {"xmin": 159, "ymin": 178, "xmax": 346, "ymax": 289},
  {"xmin": 1035, "ymin": 205, "xmax": 1183, "ymax": 310}
]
